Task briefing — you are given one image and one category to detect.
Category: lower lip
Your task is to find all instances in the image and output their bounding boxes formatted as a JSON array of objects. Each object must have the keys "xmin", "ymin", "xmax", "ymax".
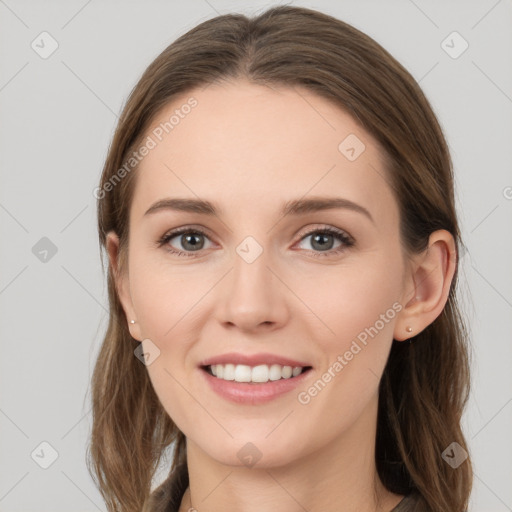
[{"xmin": 200, "ymin": 367, "xmax": 313, "ymax": 405}]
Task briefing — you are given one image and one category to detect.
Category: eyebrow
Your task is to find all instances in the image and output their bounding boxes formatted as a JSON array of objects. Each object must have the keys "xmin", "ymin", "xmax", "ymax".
[{"xmin": 144, "ymin": 196, "xmax": 374, "ymax": 223}]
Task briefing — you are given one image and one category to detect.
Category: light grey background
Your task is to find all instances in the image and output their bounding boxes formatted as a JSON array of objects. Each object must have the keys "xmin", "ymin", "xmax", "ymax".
[{"xmin": 1, "ymin": 0, "xmax": 511, "ymax": 510}]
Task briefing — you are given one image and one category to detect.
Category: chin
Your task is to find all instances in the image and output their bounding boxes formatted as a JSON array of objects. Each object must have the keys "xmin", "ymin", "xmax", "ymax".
[{"xmin": 191, "ymin": 432, "xmax": 308, "ymax": 470}]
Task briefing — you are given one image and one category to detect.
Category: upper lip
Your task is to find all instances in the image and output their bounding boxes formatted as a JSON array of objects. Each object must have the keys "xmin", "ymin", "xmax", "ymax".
[{"xmin": 199, "ymin": 352, "xmax": 312, "ymax": 368}]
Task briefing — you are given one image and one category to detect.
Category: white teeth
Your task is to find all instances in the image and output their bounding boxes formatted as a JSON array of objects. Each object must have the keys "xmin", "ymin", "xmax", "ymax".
[
  {"xmin": 234, "ymin": 365, "xmax": 252, "ymax": 382},
  {"xmin": 223, "ymin": 363, "xmax": 235, "ymax": 380},
  {"xmin": 209, "ymin": 364, "xmax": 305, "ymax": 383},
  {"xmin": 292, "ymin": 366, "xmax": 302, "ymax": 377},
  {"xmin": 251, "ymin": 365, "xmax": 269, "ymax": 383}
]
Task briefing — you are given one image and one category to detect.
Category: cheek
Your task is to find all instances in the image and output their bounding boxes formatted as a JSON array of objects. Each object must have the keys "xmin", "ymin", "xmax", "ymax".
[
  {"xmin": 291, "ymin": 255, "xmax": 402, "ymax": 346},
  {"xmin": 130, "ymin": 267, "xmax": 202, "ymax": 436},
  {"xmin": 128, "ymin": 248, "xmax": 204, "ymax": 340},
  {"xmin": 292, "ymin": 257, "xmax": 402, "ymax": 401}
]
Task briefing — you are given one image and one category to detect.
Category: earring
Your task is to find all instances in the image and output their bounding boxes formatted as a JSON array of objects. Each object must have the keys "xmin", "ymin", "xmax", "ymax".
[
  {"xmin": 130, "ymin": 320, "xmax": 136, "ymax": 324},
  {"xmin": 406, "ymin": 326, "xmax": 412, "ymax": 333}
]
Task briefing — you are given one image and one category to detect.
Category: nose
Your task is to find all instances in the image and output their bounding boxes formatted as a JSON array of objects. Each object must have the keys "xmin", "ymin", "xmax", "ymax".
[{"xmin": 214, "ymin": 244, "xmax": 290, "ymax": 333}]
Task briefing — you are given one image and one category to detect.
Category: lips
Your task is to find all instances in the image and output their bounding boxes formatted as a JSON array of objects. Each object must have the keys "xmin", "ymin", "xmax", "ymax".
[
  {"xmin": 198, "ymin": 352, "xmax": 312, "ymax": 368},
  {"xmin": 199, "ymin": 362, "xmax": 313, "ymax": 404}
]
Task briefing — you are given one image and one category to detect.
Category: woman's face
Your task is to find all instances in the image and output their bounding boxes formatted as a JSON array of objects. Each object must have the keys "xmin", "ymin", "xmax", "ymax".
[{"xmin": 110, "ymin": 80, "xmax": 415, "ymax": 468}]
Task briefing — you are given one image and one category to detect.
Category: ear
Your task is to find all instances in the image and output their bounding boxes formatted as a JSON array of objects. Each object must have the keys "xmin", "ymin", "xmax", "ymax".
[
  {"xmin": 105, "ymin": 231, "xmax": 142, "ymax": 341},
  {"xmin": 393, "ymin": 229, "xmax": 457, "ymax": 341}
]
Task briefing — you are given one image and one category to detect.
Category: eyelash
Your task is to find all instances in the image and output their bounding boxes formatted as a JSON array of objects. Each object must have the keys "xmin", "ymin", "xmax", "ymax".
[{"xmin": 157, "ymin": 225, "xmax": 355, "ymax": 259}]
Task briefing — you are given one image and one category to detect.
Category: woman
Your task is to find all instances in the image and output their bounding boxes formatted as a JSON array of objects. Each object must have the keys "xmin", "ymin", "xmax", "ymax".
[{"xmin": 88, "ymin": 6, "xmax": 473, "ymax": 512}]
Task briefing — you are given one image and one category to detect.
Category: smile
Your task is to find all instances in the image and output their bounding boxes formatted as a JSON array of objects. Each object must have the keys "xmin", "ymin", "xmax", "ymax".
[{"xmin": 204, "ymin": 363, "xmax": 312, "ymax": 383}]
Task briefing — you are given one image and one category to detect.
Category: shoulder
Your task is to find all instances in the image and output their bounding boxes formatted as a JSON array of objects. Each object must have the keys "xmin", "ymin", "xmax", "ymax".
[
  {"xmin": 145, "ymin": 463, "xmax": 189, "ymax": 512},
  {"xmin": 391, "ymin": 490, "xmax": 428, "ymax": 511}
]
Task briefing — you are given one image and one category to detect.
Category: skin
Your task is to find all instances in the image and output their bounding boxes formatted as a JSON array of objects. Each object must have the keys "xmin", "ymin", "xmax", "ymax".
[{"xmin": 106, "ymin": 80, "xmax": 456, "ymax": 512}]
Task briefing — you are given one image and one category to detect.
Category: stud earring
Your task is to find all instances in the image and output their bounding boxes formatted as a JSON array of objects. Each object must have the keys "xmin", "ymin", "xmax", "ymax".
[
  {"xmin": 130, "ymin": 320, "xmax": 136, "ymax": 324},
  {"xmin": 406, "ymin": 326, "xmax": 412, "ymax": 333}
]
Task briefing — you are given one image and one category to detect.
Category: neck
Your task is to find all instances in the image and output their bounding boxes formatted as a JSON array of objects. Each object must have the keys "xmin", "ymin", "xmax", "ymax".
[{"xmin": 179, "ymin": 394, "xmax": 403, "ymax": 512}]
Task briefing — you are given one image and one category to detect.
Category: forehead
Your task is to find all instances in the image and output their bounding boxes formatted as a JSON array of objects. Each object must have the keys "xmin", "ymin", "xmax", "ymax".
[{"xmin": 130, "ymin": 80, "xmax": 398, "ymax": 228}]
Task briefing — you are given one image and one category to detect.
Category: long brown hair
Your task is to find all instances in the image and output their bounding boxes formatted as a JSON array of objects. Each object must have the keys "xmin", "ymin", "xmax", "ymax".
[{"xmin": 88, "ymin": 6, "xmax": 472, "ymax": 511}]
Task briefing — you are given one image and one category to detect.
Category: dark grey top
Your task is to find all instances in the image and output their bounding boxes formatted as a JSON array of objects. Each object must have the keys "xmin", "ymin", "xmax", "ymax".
[{"xmin": 146, "ymin": 463, "xmax": 425, "ymax": 511}]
